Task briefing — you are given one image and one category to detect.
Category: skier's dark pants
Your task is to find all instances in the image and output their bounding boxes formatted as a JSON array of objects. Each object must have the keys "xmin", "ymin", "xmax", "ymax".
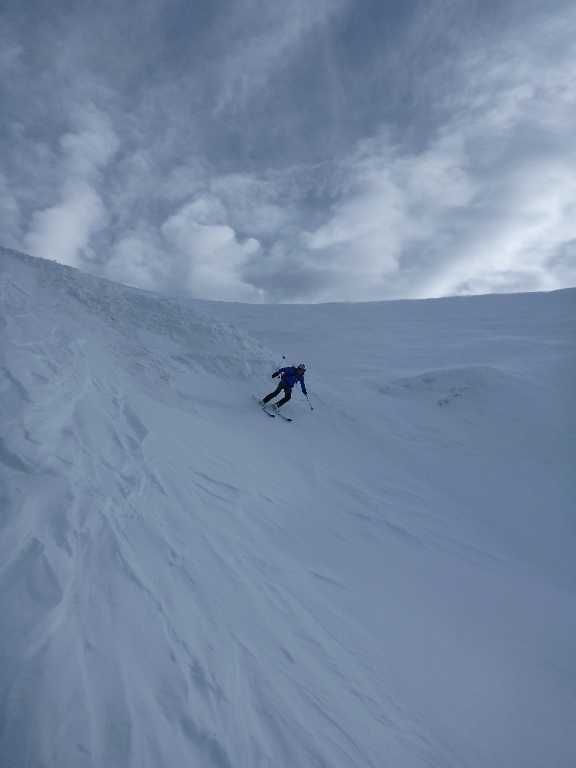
[{"xmin": 263, "ymin": 383, "xmax": 292, "ymax": 408}]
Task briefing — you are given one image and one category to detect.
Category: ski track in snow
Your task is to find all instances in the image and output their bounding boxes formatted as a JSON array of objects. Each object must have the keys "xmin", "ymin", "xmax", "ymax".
[{"xmin": 0, "ymin": 247, "xmax": 575, "ymax": 768}]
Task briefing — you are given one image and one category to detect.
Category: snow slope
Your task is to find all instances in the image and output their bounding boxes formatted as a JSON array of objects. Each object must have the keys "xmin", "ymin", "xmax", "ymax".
[{"xmin": 1, "ymin": 247, "xmax": 575, "ymax": 768}]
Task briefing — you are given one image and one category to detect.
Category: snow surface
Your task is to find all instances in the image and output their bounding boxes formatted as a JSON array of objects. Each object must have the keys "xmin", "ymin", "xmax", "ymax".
[{"xmin": 0, "ymin": 247, "xmax": 575, "ymax": 768}]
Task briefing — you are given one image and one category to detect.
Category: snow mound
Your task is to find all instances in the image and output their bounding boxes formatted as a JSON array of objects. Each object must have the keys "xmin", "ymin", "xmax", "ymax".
[{"xmin": 380, "ymin": 365, "xmax": 505, "ymax": 405}]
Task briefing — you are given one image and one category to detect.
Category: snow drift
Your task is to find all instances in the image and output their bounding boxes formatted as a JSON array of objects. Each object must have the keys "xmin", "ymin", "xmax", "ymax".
[{"xmin": 1, "ymin": 247, "xmax": 575, "ymax": 768}]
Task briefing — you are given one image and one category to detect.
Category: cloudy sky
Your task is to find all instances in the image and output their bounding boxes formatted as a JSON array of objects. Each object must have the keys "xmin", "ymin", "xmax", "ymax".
[{"xmin": 1, "ymin": 0, "xmax": 575, "ymax": 302}]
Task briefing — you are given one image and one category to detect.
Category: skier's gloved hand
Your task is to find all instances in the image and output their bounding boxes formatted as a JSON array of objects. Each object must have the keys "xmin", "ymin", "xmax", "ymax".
[
  {"xmin": 272, "ymin": 371, "xmax": 279, "ymax": 378},
  {"xmin": 302, "ymin": 390, "xmax": 307, "ymax": 395}
]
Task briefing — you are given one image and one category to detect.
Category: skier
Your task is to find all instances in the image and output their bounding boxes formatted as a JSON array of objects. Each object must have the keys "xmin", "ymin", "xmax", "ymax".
[{"xmin": 260, "ymin": 364, "xmax": 307, "ymax": 411}]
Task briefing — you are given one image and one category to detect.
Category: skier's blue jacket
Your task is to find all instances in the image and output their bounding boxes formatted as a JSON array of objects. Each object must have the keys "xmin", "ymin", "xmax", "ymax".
[{"xmin": 275, "ymin": 366, "xmax": 306, "ymax": 392}]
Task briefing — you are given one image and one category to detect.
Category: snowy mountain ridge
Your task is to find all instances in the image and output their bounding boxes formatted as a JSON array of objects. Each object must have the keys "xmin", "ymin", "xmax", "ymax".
[{"xmin": 1, "ymin": 247, "xmax": 575, "ymax": 768}]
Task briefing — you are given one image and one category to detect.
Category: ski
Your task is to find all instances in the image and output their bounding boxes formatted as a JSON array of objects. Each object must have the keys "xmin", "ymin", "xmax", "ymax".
[
  {"xmin": 253, "ymin": 395, "xmax": 275, "ymax": 417},
  {"xmin": 253, "ymin": 395, "xmax": 292, "ymax": 421}
]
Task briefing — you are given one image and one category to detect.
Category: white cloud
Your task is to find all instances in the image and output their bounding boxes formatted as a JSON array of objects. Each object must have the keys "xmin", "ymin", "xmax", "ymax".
[
  {"xmin": 24, "ymin": 106, "xmax": 118, "ymax": 267},
  {"xmin": 209, "ymin": 174, "xmax": 290, "ymax": 236},
  {"xmin": 161, "ymin": 198, "xmax": 264, "ymax": 301},
  {"xmin": 298, "ymin": 133, "xmax": 478, "ymax": 300},
  {"xmin": 4, "ymin": 0, "xmax": 576, "ymax": 303},
  {"xmin": 427, "ymin": 158, "xmax": 576, "ymax": 297},
  {"xmin": 25, "ymin": 184, "xmax": 108, "ymax": 268},
  {"xmin": 0, "ymin": 42, "xmax": 23, "ymax": 73},
  {"xmin": 106, "ymin": 234, "xmax": 161, "ymax": 290},
  {"xmin": 0, "ymin": 172, "xmax": 22, "ymax": 249},
  {"xmin": 297, "ymin": 11, "xmax": 576, "ymax": 300},
  {"xmin": 214, "ymin": 0, "xmax": 347, "ymax": 112}
]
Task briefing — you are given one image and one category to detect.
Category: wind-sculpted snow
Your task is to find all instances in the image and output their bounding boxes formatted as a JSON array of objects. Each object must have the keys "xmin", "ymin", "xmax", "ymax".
[
  {"xmin": 1, "ymin": 248, "xmax": 575, "ymax": 768},
  {"xmin": 380, "ymin": 365, "xmax": 504, "ymax": 401},
  {"xmin": 2, "ymin": 248, "xmax": 274, "ymax": 385}
]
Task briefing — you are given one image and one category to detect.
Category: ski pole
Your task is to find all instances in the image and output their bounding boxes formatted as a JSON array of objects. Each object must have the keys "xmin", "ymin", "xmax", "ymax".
[
  {"xmin": 274, "ymin": 355, "xmax": 285, "ymax": 373},
  {"xmin": 304, "ymin": 392, "xmax": 314, "ymax": 410}
]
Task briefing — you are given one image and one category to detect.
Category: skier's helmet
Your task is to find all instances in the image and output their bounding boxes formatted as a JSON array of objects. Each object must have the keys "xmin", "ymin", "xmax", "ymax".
[{"xmin": 296, "ymin": 363, "xmax": 306, "ymax": 372}]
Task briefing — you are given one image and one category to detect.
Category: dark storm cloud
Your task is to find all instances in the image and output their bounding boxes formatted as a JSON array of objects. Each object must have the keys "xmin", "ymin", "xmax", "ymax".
[{"xmin": 1, "ymin": 0, "xmax": 575, "ymax": 301}]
